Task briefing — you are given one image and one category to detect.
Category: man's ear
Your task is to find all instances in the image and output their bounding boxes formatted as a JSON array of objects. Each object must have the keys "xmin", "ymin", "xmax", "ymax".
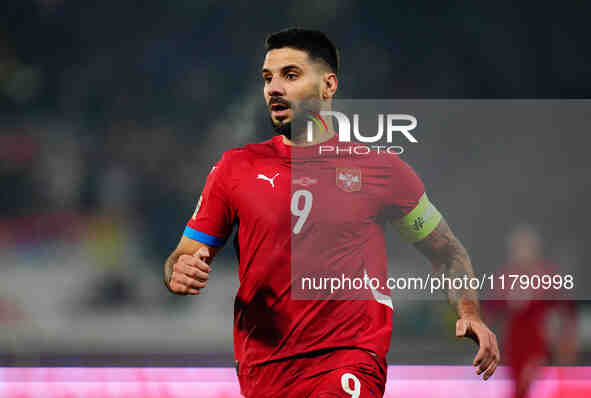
[{"xmin": 322, "ymin": 72, "xmax": 338, "ymax": 99}]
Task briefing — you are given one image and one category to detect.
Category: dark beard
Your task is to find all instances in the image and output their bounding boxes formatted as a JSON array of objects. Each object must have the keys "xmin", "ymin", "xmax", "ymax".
[
  {"xmin": 268, "ymin": 98, "xmax": 323, "ymax": 140},
  {"xmin": 269, "ymin": 116, "xmax": 292, "ymax": 138}
]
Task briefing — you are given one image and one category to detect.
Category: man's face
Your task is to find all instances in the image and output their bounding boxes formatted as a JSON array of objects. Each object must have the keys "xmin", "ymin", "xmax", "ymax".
[
  {"xmin": 262, "ymin": 47, "xmax": 325, "ymax": 136},
  {"xmin": 509, "ymin": 229, "xmax": 542, "ymax": 265}
]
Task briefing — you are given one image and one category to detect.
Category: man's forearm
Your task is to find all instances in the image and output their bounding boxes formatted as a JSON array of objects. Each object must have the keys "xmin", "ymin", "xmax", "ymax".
[
  {"xmin": 440, "ymin": 237, "xmax": 481, "ymax": 320},
  {"xmin": 414, "ymin": 218, "xmax": 481, "ymax": 320},
  {"xmin": 163, "ymin": 253, "xmax": 178, "ymax": 290},
  {"xmin": 412, "ymin": 217, "xmax": 500, "ymax": 378}
]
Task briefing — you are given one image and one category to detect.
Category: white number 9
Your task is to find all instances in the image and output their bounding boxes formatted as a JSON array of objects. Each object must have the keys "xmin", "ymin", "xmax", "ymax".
[
  {"xmin": 341, "ymin": 372, "xmax": 361, "ymax": 398},
  {"xmin": 291, "ymin": 189, "xmax": 313, "ymax": 234}
]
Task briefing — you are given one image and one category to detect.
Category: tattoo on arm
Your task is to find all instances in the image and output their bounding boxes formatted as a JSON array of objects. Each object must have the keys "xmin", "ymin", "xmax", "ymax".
[
  {"xmin": 414, "ymin": 218, "xmax": 481, "ymax": 320},
  {"xmin": 163, "ymin": 254, "xmax": 178, "ymax": 290}
]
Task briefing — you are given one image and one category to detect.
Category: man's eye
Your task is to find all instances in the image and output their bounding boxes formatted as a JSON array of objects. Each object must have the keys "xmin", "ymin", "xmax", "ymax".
[
  {"xmin": 286, "ymin": 73, "xmax": 297, "ymax": 80},
  {"xmin": 263, "ymin": 76, "xmax": 272, "ymax": 83}
]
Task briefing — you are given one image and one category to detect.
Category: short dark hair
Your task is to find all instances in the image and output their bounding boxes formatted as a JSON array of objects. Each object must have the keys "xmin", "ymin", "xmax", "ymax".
[{"xmin": 265, "ymin": 28, "xmax": 339, "ymax": 75}]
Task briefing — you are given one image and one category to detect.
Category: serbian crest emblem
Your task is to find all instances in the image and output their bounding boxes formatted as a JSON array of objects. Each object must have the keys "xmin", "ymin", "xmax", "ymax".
[{"xmin": 336, "ymin": 168, "xmax": 362, "ymax": 192}]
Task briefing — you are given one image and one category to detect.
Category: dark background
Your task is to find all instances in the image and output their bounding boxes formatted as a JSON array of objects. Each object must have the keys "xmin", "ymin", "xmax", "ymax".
[{"xmin": 0, "ymin": 0, "xmax": 589, "ymax": 366}]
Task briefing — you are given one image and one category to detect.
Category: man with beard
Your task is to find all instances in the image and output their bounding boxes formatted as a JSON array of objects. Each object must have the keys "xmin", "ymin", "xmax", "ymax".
[{"xmin": 163, "ymin": 28, "xmax": 499, "ymax": 397}]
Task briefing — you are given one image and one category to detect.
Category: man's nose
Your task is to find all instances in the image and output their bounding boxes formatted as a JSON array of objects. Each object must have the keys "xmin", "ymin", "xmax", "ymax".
[{"xmin": 266, "ymin": 76, "xmax": 286, "ymax": 97}]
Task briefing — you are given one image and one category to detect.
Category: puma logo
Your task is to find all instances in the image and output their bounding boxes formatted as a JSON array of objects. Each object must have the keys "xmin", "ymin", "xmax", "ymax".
[{"xmin": 256, "ymin": 173, "xmax": 280, "ymax": 189}]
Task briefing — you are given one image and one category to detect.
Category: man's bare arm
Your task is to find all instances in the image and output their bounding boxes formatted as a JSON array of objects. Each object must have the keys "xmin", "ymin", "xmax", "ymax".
[
  {"xmin": 413, "ymin": 218, "xmax": 480, "ymax": 320},
  {"xmin": 412, "ymin": 217, "xmax": 500, "ymax": 380},
  {"xmin": 164, "ymin": 235, "xmax": 220, "ymax": 295}
]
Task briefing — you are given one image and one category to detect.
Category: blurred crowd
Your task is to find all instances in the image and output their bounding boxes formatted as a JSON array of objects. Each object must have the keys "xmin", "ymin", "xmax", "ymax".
[
  {"xmin": 0, "ymin": 119, "xmax": 199, "ymax": 256},
  {"xmin": 2, "ymin": 0, "xmax": 591, "ymax": 255}
]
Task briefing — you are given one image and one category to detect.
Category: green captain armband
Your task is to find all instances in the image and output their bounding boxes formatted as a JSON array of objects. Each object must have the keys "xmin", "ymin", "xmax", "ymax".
[{"xmin": 392, "ymin": 193, "xmax": 442, "ymax": 243}]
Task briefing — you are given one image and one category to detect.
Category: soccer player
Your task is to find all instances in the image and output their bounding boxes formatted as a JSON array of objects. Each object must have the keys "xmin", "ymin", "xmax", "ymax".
[
  {"xmin": 163, "ymin": 28, "xmax": 500, "ymax": 397},
  {"xmin": 487, "ymin": 225, "xmax": 578, "ymax": 398}
]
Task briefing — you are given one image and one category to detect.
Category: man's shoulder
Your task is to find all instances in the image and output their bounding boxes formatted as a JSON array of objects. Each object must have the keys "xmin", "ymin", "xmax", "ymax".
[{"xmin": 219, "ymin": 136, "xmax": 279, "ymax": 163}]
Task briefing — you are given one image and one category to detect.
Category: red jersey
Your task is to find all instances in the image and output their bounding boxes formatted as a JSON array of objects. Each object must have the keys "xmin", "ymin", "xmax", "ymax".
[
  {"xmin": 185, "ymin": 134, "xmax": 425, "ymax": 369},
  {"xmin": 489, "ymin": 261, "xmax": 577, "ymax": 375}
]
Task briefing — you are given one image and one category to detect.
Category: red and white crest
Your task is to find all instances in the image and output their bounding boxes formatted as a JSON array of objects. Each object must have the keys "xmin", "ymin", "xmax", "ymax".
[{"xmin": 336, "ymin": 168, "xmax": 362, "ymax": 192}]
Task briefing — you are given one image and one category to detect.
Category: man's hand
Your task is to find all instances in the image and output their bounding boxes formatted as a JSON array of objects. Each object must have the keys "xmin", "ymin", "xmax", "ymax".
[
  {"xmin": 456, "ymin": 318, "xmax": 500, "ymax": 380},
  {"xmin": 168, "ymin": 247, "xmax": 212, "ymax": 295},
  {"xmin": 413, "ymin": 218, "xmax": 500, "ymax": 380}
]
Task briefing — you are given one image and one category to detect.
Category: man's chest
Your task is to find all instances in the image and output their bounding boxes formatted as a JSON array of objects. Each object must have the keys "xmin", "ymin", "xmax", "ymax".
[{"xmin": 231, "ymin": 159, "xmax": 387, "ymax": 233}]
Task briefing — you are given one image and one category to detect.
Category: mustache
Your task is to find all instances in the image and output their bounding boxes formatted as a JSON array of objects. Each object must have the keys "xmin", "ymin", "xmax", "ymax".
[{"xmin": 268, "ymin": 97, "xmax": 291, "ymax": 109}]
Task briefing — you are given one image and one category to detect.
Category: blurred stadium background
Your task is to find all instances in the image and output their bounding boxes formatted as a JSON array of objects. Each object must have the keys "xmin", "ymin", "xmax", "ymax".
[{"xmin": 1, "ymin": 1, "xmax": 591, "ymax": 396}]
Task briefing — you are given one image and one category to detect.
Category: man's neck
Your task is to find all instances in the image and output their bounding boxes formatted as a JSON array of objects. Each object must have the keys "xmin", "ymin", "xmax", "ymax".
[
  {"xmin": 282, "ymin": 129, "xmax": 335, "ymax": 146},
  {"xmin": 282, "ymin": 114, "xmax": 336, "ymax": 146}
]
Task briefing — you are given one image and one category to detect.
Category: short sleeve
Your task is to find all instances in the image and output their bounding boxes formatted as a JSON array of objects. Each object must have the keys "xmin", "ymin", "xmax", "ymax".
[
  {"xmin": 384, "ymin": 156, "xmax": 442, "ymax": 243},
  {"xmin": 184, "ymin": 153, "xmax": 235, "ymax": 247},
  {"xmin": 383, "ymin": 155, "xmax": 425, "ymax": 217}
]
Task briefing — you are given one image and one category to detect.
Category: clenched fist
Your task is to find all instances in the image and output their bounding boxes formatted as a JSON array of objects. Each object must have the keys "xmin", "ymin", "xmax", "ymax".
[{"xmin": 169, "ymin": 247, "xmax": 212, "ymax": 295}]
